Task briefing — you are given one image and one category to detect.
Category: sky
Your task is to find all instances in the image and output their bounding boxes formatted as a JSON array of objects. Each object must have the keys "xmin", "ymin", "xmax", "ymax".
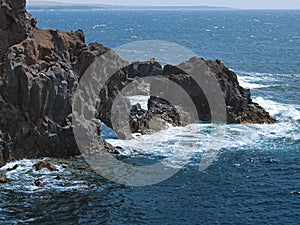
[{"xmin": 27, "ymin": 0, "xmax": 300, "ymax": 9}]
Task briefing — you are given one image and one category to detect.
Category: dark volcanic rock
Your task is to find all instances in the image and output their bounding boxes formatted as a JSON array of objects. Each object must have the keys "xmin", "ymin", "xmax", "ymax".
[
  {"xmin": 6, "ymin": 164, "xmax": 19, "ymax": 171},
  {"xmin": 0, "ymin": 0, "xmax": 116, "ymax": 167},
  {"xmin": 163, "ymin": 64, "xmax": 187, "ymax": 75},
  {"xmin": 205, "ymin": 59, "xmax": 276, "ymax": 123},
  {"xmin": 33, "ymin": 161, "xmax": 57, "ymax": 171},
  {"xmin": 150, "ymin": 57, "xmax": 276, "ymax": 124},
  {"xmin": 0, "ymin": 0, "xmax": 31, "ymax": 63},
  {"xmin": 0, "ymin": 173, "xmax": 9, "ymax": 183},
  {"xmin": 34, "ymin": 178, "xmax": 44, "ymax": 187},
  {"xmin": 127, "ymin": 59, "xmax": 163, "ymax": 78},
  {"xmin": 129, "ymin": 96, "xmax": 192, "ymax": 134},
  {"xmin": 128, "ymin": 57, "xmax": 276, "ymax": 134},
  {"xmin": 0, "ymin": 0, "xmax": 276, "ymax": 167},
  {"xmin": 129, "ymin": 102, "xmax": 168, "ymax": 134},
  {"xmin": 100, "ymin": 56, "xmax": 276, "ymax": 135}
]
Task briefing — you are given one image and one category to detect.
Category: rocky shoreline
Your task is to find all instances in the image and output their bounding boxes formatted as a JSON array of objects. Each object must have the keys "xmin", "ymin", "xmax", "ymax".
[{"xmin": 0, "ymin": 0, "xmax": 276, "ymax": 168}]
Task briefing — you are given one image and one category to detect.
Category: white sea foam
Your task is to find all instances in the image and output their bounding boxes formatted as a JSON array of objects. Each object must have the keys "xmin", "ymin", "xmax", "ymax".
[
  {"xmin": 253, "ymin": 97, "xmax": 300, "ymax": 121},
  {"xmin": 92, "ymin": 24, "xmax": 107, "ymax": 29},
  {"xmin": 2, "ymin": 97, "xmax": 298, "ymax": 178},
  {"xmin": 238, "ymin": 76, "xmax": 271, "ymax": 89},
  {"xmin": 234, "ymin": 70, "xmax": 300, "ymax": 90},
  {"xmin": 0, "ymin": 159, "xmax": 89, "ymax": 192},
  {"xmin": 128, "ymin": 95, "xmax": 149, "ymax": 110},
  {"xmin": 236, "ymin": 70, "xmax": 300, "ymax": 79},
  {"xmin": 105, "ymin": 94, "xmax": 300, "ymax": 166}
]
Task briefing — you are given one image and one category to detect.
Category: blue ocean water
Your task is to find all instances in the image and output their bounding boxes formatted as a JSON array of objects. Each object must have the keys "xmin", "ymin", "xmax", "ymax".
[{"xmin": 0, "ymin": 9, "xmax": 299, "ymax": 224}]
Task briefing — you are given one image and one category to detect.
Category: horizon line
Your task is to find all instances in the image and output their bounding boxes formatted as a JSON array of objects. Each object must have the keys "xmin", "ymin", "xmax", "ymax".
[{"xmin": 26, "ymin": 2, "xmax": 300, "ymax": 10}]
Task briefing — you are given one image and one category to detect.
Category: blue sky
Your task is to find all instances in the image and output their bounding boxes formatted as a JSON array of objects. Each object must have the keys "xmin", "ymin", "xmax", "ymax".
[{"xmin": 27, "ymin": 0, "xmax": 300, "ymax": 9}]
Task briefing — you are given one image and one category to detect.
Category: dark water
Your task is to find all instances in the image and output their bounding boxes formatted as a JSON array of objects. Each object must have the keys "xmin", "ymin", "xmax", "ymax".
[{"xmin": 0, "ymin": 9, "xmax": 299, "ymax": 224}]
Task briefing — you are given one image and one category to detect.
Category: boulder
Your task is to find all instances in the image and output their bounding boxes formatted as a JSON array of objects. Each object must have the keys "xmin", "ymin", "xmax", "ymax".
[
  {"xmin": 0, "ymin": 173, "xmax": 9, "ymax": 183},
  {"xmin": 33, "ymin": 161, "xmax": 57, "ymax": 171},
  {"xmin": 34, "ymin": 178, "xmax": 44, "ymax": 187},
  {"xmin": 6, "ymin": 164, "xmax": 19, "ymax": 171},
  {"xmin": 129, "ymin": 96, "xmax": 191, "ymax": 134}
]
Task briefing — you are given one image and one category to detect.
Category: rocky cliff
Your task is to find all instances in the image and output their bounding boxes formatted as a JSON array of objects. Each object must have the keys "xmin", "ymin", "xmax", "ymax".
[
  {"xmin": 150, "ymin": 58, "xmax": 276, "ymax": 124},
  {"xmin": 0, "ymin": 0, "xmax": 31, "ymax": 63},
  {"xmin": 0, "ymin": 0, "xmax": 276, "ymax": 167},
  {"xmin": 126, "ymin": 58, "xmax": 276, "ymax": 135},
  {"xmin": 0, "ymin": 0, "xmax": 114, "ymax": 167}
]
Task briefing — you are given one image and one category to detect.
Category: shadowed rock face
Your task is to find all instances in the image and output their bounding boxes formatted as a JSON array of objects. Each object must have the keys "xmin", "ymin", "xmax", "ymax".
[
  {"xmin": 129, "ymin": 96, "xmax": 192, "ymax": 135},
  {"xmin": 205, "ymin": 59, "xmax": 276, "ymax": 123},
  {"xmin": 0, "ymin": 0, "xmax": 31, "ymax": 63},
  {"xmin": 0, "ymin": 0, "xmax": 114, "ymax": 167},
  {"xmin": 127, "ymin": 59, "xmax": 163, "ymax": 78},
  {"xmin": 127, "ymin": 58, "xmax": 276, "ymax": 134}
]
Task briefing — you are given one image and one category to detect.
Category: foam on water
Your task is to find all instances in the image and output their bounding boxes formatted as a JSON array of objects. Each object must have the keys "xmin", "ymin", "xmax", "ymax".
[
  {"xmin": 127, "ymin": 95, "xmax": 149, "ymax": 110},
  {"xmin": 238, "ymin": 76, "xmax": 271, "ymax": 89},
  {"xmin": 0, "ymin": 159, "xmax": 89, "ymax": 193},
  {"xmin": 237, "ymin": 71, "xmax": 300, "ymax": 78},
  {"xmin": 8, "ymin": 9, "xmax": 299, "ymax": 224},
  {"xmin": 236, "ymin": 70, "xmax": 300, "ymax": 83},
  {"xmin": 254, "ymin": 97, "xmax": 300, "ymax": 121},
  {"xmin": 105, "ymin": 92, "xmax": 300, "ymax": 166}
]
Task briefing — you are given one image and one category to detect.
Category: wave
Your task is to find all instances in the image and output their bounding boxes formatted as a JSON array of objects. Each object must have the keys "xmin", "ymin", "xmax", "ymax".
[
  {"xmin": 238, "ymin": 76, "xmax": 272, "ymax": 89},
  {"xmin": 253, "ymin": 97, "xmax": 300, "ymax": 121},
  {"xmin": 2, "ymin": 97, "xmax": 298, "ymax": 178},
  {"xmin": 104, "ymin": 94, "xmax": 300, "ymax": 168},
  {"xmin": 0, "ymin": 159, "xmax": 89, "ymax": 193},
  {"xmin": 235, "ymin": 70, "xmax": 300, "ymax": 78},
  {"xmin": 233, "ymin": 70, "xmax": 300, "ymax": 92},
  {"xmin": 128, "ymin": 95, "xmax": 149, "ymax": 110}
]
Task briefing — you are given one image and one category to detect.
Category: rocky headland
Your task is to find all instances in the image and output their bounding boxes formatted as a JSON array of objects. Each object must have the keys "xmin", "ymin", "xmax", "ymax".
[
  {"xmin": 0, "ymin": 0, "xmax": 115, "ymax": 167},
  {"xmin": 0, "ymin": 0, "xmax": 276, "ymax": 167}
]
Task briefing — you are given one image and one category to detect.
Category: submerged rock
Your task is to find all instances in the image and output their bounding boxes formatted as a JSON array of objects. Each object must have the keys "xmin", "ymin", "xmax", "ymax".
[
  {"xmin": 6, "ymin": 164, "xmax": 19, "ymax": 171},
  {"xmin": 33, "ymin": 161, "xmax": 58, "ymax": 171},
  {"xmin": 34, "ymin": 178, "xmax": 44, "ymax": 187},
  {"xmin": 0, "ymin": 173, "xmax": 9, "ymax": 183}
]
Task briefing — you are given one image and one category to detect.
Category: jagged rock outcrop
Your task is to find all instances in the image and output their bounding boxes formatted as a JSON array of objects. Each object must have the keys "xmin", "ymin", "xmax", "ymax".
[
  {"xmin": 127, "ymin": 59, "xmax": 163, "ymax": 78},
  {"xmin": 0, "ymin": 0, "xmax": 31, "ymax": 63},
  {"xmin": 0, "ymin": 0, "xmax": 276, "ymax": 167},
  {"xmin": 0, "ymin": 0, "xmax": 115, "ymax": 167},
  {"xmin": 158, "ymin": 58, "xmax": 276, "ymax": 123},
  {"xmin": 127, "ymin": 57, "xmax": 276, "ymax": 134},
  {"xmin": 205, "ymin": 59, "xmax": 276, "ymax": 123},
  {"xmin": 129, "ymin": 96, "xmax": 192, "ymax": 134},
  {"xmin": 130, "ymin": 58, "xmax": 275, "ymax": 124}
]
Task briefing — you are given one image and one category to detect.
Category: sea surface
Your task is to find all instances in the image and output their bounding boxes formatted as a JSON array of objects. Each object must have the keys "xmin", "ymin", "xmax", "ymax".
[{"xmin": 1, "ymin": 9, "xmax": 300, "ymax": 224}]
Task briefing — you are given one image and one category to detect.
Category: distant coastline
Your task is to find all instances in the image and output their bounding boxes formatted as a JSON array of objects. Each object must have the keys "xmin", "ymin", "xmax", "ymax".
[{"xmin": 26, "ymin": 1, "xmax": 234, "ymax": 11}]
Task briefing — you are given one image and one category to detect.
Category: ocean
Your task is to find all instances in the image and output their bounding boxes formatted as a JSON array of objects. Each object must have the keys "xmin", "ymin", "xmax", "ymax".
[{"xmin": 0, "ymin": 9, "xmax": 299, "ymax": 224}]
